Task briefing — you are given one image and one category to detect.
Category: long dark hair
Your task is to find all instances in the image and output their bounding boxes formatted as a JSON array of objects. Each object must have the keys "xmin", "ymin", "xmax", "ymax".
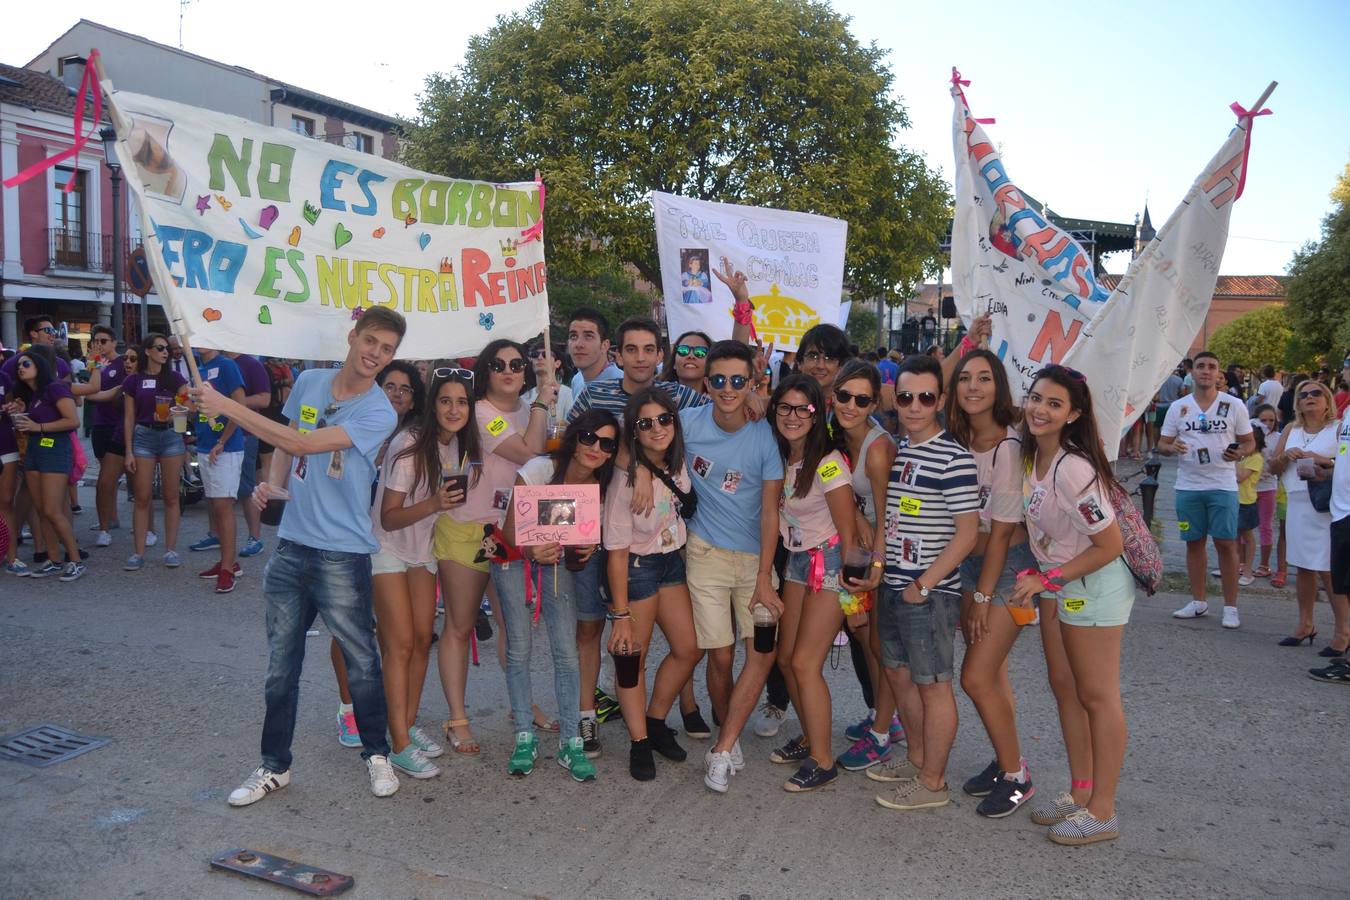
[
  {"xmin": 830, "ymin": 359, "xmax": 880, "ymax": 455},
  {"xmin": 472, "ymin": 338, "xmax": 534, "ymax": 400},
  {"xmin": 394, "ymin": 372, "xmax": 482, "ymax": 497},
  {"xmin": 548, "ymin": 409, "xmax": 620, "ymax": 496},
  {"xmin": 1020, "ymin": 365, "xmax": 1116, "ymax": 491},
  {"xmin": 622, "ymin": 387, "xmax": 685, "ymax": 484},
  {"xmin": 660, "ymin": 330, "xmax": 713, "ymax": 385},
  {"xmin": 140, "ymin": 333, "xmax": 177, "ymax": 395},
  {"xmin": 377, "ymin": 360, "xmax": 425, "ymax": 428},
  {"xmin": 12, "ymin": 350, "xmax": 54, "ymax": 405},
  {"xmin": 772, "ymin": 374, "xmax": 833, "ymax": 498},
  {"xmin": 945, "ymin": 349, "xmax": 1017, "ymax": 450}
]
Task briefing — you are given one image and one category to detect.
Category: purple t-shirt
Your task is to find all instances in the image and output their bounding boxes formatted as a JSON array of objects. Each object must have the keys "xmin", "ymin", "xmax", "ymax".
[
  {"xmin": 232, "ymin": 354, "xmax": 270, "ymax": 398},
  {"xmin": 123, "ymin": 370, "xmax": 187, "ymax": 426},
  {"xmin": 91, "ymin": 356, "xmax": 129, "ymax": 428},
  {"xmin": 0, "ymin": 352, "xmax": 70, "ymax": 382},
  {"xmin": 25, "ymin": 380, "xmax": 75, "ymax": 427}
]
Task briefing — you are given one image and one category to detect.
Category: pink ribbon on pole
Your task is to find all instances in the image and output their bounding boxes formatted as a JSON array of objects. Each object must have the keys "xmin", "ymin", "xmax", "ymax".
[
  {"xmin": 3, "ymin": 49, "xmax": 105, "ymax": 190},
  {"xmin": 519, "ymin": 172, "xmax": 546, "ymax": 244},
  {"xmin": 950, "ymin": 67, "xmax": 995, "ymax": 125},
  {"xmin": 1227, "ymin": 101, "xmax": 1272, "ymax": 202}
]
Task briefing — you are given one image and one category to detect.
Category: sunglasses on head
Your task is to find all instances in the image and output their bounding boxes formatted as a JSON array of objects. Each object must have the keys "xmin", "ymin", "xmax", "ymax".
[
  {"xmin": 675, "ymin": 344, "xmax": 708, "ymax": 359},
  {"xmin": 834, "ymin": 388, "xmax": 874, "ymax": 408},
  {"xmin": 433, "ymin": 366, "xmax": 474, "ymax": 382},
  {"xmin": 576, "ymin": 430, "xmax": 618, "ymax": 454},
  {"xmin": 774, "ymin": 402, "xmax": 816, "ymax": 419},
  {"xmin": 708, "ymin": 373, "xmax": 748, "ymax": 391},
  {"xmin": 802, "ymin": 350, "xmax": 838, "ymax": 364},
  {"xmin": 636, "ymin": 412, "xmax": 674, "ymax": 431},
  {"xmin": 897, "ymin": 391, "xmax": 938, "ymax": 408},
  {"xmin": 1038, "ymin": 363, "xmax": 1086, "ymax": 383},
  {"xmin": 488, "ymin": 357, "xmax": 528, "ymax": 374}
]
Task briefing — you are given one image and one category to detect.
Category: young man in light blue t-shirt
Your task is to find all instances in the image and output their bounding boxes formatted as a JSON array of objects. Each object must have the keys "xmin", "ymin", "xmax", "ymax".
[{"xmin": 192, "ymin": 308, "xmax": 405, "ymax": 806}]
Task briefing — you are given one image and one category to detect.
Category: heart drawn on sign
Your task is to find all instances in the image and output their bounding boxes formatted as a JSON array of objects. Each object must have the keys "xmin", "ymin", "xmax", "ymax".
[
  {"xmin": 515, "ymin": 499, "xmax": 533, "ymax": 517},
  {"xmin": 257, "ymin": 305, "xmax": 273, "ymax": 325},
  {"xmin": 578, "ymin": 520, "xmax": 597, "ymax": 538},
  {"xmin": 417, "ymin": 232, "xmax": 431, "ymax": 251},
  {"xmin": 335, "ymin": 223, "xmax": 353, "ymax": 250},
  {"xmin": 202, "ymin": 308, "xmax": 222, "ymax": 322}
]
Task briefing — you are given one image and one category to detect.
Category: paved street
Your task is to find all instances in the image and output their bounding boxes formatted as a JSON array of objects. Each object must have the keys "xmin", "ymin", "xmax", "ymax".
[{"xmin": 2, "ymin": 454, "xmax": 1348, "ymax": 899}]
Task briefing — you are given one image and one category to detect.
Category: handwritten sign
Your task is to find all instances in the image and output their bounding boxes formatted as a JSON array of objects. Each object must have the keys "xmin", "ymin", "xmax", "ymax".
[{"xmin": 512, "ymin": 483, "xmax": 601, "ymax": 547}]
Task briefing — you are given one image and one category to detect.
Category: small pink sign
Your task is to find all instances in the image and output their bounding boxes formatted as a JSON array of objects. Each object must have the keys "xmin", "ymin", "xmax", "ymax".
[{"xmin": 512, "ymin": 483, "xmax": 601, "ymax": 547}]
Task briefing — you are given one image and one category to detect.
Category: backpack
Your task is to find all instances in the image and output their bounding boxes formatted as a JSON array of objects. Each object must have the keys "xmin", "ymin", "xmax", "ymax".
[{"xmin": 1050, "ymin": 455, "xmax": 1162, "ymax": 596}]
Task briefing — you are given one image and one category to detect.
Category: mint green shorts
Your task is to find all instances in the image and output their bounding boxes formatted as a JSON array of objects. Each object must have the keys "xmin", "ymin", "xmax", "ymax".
[{"xmin": 1050, "ymin": 556, "xmax": 1136, "ymax": 627}]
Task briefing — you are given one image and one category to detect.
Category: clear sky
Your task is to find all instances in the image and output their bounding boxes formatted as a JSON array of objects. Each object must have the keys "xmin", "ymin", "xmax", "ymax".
[{"xmin": 4, "ymin": 1, "xmax": 1347, "ymax": 276}]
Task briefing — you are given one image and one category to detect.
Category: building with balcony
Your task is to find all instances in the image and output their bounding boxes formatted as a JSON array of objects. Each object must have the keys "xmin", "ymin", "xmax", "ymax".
[{"xmin": 0, "ymin": 19, "xmax": 403, "ymax": 351}]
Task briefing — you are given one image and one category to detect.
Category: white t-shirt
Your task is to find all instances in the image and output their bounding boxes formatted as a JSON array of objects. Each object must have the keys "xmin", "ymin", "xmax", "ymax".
[
  {"xmin": 972, "ymin": 428, "xmax": 1023, "ymax": 534},
  {"xmin": 1161, "ymin": 393, "xmax": 1253, "ymax": 492},
  {"xmin": 1257, "ymin": 378, "xmax": 1283, "ymax": 409},
  {"xmin": 1330, "ymin": 412, "xmax": 1350, "ymax": 521}
]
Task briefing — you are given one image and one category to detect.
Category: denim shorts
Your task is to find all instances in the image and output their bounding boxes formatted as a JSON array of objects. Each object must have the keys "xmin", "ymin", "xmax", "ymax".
[
  {"xmin": 878, "ymin": 585, "xmax": 960, "ymax": 684},
  {"xmin": 783, "ymin": 540, "xmax": 842, "ymax": 591},
  {"xmin": 1176, "ymin": 489, "xmax": 1238, "ymax": 541},
  {"xmin": 624, "ymin": 549, "xmax": 686, "ymax": 602},
  {"xmin": 132, "ymin": 424, "xmax": 185, "ymax": 459},
  {"xmin": 25, "ymin": 432, "xmax": 74, "ymax": 474},
  {"xmin": 1237, "ymin": 501, "xmax": 1259, "ymax": 533},
  {"xmin": 958, "ymin": 541, "xmax": 1039, "ymax": 603},
  {"xmin": 571, "ymin": 546, "xmax": 610, "ymax": 622}
]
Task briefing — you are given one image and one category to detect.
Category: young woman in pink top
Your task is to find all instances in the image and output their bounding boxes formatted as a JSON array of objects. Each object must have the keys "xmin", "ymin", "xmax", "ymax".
[{"xmin": 1010, "ymin": 365, "xmax": 1132, "ymax": 846}]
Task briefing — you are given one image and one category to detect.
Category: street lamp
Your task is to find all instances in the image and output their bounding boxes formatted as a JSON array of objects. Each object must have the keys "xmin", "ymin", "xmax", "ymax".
[{"xmin": 100, "ymin": 126, "xmax": 125, "ymax": 345}]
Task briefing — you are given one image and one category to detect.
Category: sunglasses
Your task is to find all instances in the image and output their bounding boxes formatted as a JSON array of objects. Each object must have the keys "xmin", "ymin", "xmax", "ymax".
[
  {"xmin": 527, "ymin": 349, "xmax": 550, "ymax": 360},
  {"xmin": 1298, "ymin": 389, "xmax": 1324, "ymax": 400},
  {"xmin": 18, "ymin": 358, "xmax": 34, "ymax": 369},
  {"xmin": 433, "ymin": 366, "xmax": 474, "ymax": 382},
  {"xmin": 774, "ymin": 402, "xmax": 816, "ymax": 419},
  {"xmin": 317, "ymin": 401, "xmax": 341, "ymax": 429},
  {"xmin": 383, "ymin": 383, "xmax": 415, "ymax": 398},
  {"xmin": 125, "ymin": 355, "xmax": 139, "ymax": 364},
  {"xmin": 834, "ymin": 388, "xmax": 874, "ymax": 408},
  {"xmin": 636, "ymin": 412, "xmax": 675, "ymax": 431},
  {"xmin": 675, "ymin": 344, "xmax": 708, "ymax": 359},
  {"xmin": 92, "ymin": 336, "xmax": 113, "ymax": 344},
  {"xmin": 708, "ymin": 373, "xmax": 748, "ymax": 391},
  {"xmin": 576, "ymin": 430, "xmax": 618, "ymax": 454},
  {"xmin": 37, "ymin": 326, "xmax": 57, "ymax": 335},
  {"xmin": 802, "ymin": 350, "xmax": 839, "ymax": 364},
  {"xmin": 897, "ymin": 391, "xmax": 938, "ymax": 408},
  {"xmin": 150, "ymin": 344, "xmax": 169, "ymax": 353},
  {"xmin": 488, "ymin": 357, "xmax": 528, "ymax": 374}
]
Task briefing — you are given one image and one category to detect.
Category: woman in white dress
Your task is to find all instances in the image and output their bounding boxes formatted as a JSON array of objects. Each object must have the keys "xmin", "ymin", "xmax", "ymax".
[{"xmin": 1269, "ymin": 379, "xmax": 1347, "ymax": 655}]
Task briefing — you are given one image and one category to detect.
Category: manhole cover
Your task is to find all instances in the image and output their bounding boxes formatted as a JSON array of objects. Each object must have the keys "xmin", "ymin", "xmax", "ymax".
[{"xmin": 0, "ymin": 724, "xmax": 109, "ymax": 767}]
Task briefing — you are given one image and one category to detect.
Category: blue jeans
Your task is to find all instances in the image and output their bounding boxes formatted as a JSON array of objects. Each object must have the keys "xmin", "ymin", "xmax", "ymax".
[
  {"xmin": 259, "ymin": 539, "xmax": 389, "ymax": 771},
  {"xmin": 237, "ymin": 432, "xmax": 259, "ymax": 501},
  {"xmin": 490, "ymin": 558, "xmax": 582, "ymax": 742}
]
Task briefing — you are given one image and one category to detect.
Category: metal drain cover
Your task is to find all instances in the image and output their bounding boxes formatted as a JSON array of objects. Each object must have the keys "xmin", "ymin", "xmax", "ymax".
[{"xmin": 0, "ymin": 724, "xmax": 109, "ymax": 767}]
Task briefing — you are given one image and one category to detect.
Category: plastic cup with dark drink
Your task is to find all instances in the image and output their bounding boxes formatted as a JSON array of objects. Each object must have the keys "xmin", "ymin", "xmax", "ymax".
[
  {"xmin": 563, "ymin": 545, "xmax": 589, "ymax": 572},
  {"xmin": 752, "ymin": 604, "xmax": 777, "ymax": 654},
  {"xmin": 842, "ymin": 547, "xmax": 870, "ymax": 585},
  {"xmin": 260, "ymin": 485, "xmax": 290, "ymax": 527},
  {"xmin": 441, "ymin": 470, "xmax": 468, "ymax": 497},
  {"xmin": 612, "ymin": 646, "xmax": 642, "ymax": 689}
]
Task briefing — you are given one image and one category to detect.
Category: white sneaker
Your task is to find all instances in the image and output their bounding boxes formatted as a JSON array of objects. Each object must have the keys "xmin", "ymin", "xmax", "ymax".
[
  {"xmin": 1209, "ymin": 568, "xmax": 1221, "ymax": 577},
  {"xmin": 729, "ymin": 738, "xmax": 745, "ymax": 773},
  {"xmin": 1222, "ymin": 607, "xmax": 1241, "ymax": 629},
  {"xmin": 1238, "ymin": 574, "xmax": 1254, "ymax": 587},
  {"xmin": 1172, "ymin": 600, "xmax": 1209, "ymax": 619},
  {"xmin": 704, "ymin": 750, "xmax": 733, "ymax": 794},
  {"xmin": 227, "ymin": 766, "xmax": 290, "ymax": 807},
  {"xmin": 753, "ymin": 702, "xmax": 786, "ymax": 737},
  {"xmin": 145, "ymin": 530, "xmax": 158, "ymax": 548},
  {"xmin": 95, "ymin": 530, "xmax": 112, "ymax": 548},
  {"xmin": 366, "ymin": 754, "xmax": 400, "ymax": 797}
]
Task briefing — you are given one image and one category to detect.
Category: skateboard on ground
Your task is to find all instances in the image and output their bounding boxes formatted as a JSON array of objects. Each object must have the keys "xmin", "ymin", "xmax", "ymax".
[{"xmin": 209, "ymin": 849, "xmax": 353, "ymax": 895}]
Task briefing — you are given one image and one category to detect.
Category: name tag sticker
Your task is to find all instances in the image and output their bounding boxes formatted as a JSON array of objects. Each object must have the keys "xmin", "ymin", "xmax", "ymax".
[
  {"xmin": 1062, "ymin": 597, "xmax": 1087, "ymax": 613},
  {"xmin": 299, "ymin": 405, "xmax": 318, "ymax": 425},
  {"xmin": 1340, "ymin": 443, "xmax": 1347, "ymax": 456},
  {"xmin": 39, "ymin": 437, "xmax": 56, "ymax": 448},
  {"xmin": 818, "ymin": 460, "xmax": 842, "ymax": 482},
  {"xmin": 486, "ymin": 416, "xmax": 509, "ymax": 437},
  {"xmin": 206, "ymin": 367, "xmax": 219, "ymax": 380},
  {"xmin": 899, "ymin": 496, "xmax": 922, "ymax": 515}
]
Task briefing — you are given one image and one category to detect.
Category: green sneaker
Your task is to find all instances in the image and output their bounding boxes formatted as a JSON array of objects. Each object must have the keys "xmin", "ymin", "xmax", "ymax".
[
  {"xmin": 508, "ymin": 731, "xmax": 539, "ymax": 777},
  {"xmin": 558, "ymin": 736, "xmax": 596, "ymax": 783}
]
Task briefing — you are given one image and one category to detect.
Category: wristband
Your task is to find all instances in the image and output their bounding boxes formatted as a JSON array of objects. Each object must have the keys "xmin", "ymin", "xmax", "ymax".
[
  {"xmin": 606, "ymin": 609, "xmax": 632, "ymax": 621},
  {"xmin": 959, "ymin": 336, "xmax": 977, "ymax": 356},
  {"xmin": 530, "ymin": 401, "xmax": 549, "ymax": 412}
]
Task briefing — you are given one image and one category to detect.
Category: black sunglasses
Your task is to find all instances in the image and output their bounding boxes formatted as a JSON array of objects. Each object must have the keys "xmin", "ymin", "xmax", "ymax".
[
  {"xmin": 834, "ymin": 388, "xmax": 874, "ymax": 408},
  {"xmin": 576, "ymin": 430, "xmax": 618, "ymax": 454},
  {"xmin": 675, "ymin": 344, "xmax": 708, "ymax": 359},
  {"xmin": 527, "ymin": 349, "xmax": 550, "ymax": 360},
  {"xmin": 636, "ymin": 412, "xmax": 675, "ymax": 431},
  {"xmin": 433, "ymin": 366, "xmax": 474, "ymax": 382},
  {"xmin": 708, "ymin": 374, "xmax": 748, "ymax": 391},
  {"xmin": 1298, "ymin": 389, "xmax": 1323, "ymax": 400},
  {"xmin": 150, "ymin": 343, "xmax": 169, "ymax": 352},
  {"xmin": 897, "ymin": 391, "xmax": 938, "ymax": 408},
  {"xmin": 488, "ymin": 357, "xmax": 528, "ymax": 374}
]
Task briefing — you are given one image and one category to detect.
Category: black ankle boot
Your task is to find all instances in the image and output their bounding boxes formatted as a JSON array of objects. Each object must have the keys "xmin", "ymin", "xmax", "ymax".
[
  {"xmin": 629, "ymin": 738, "xmax": 656, "ymax": 781},
  {"xmin": 646, "ymin": 716, "xmax": 687, "ymax": 762}
]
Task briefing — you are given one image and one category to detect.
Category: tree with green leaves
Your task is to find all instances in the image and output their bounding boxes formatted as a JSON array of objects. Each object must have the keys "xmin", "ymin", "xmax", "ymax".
[
  {"xmin": 1207, "ymin": 303, "xmax": 1319, "ymax": 373},
  {"xmin": 405, "ymin": 0, "xmax": 949, "ymax": 318},
  {"xmin": 1284, "ymin": 161, "xmax": 1350, "ymax": 358}
]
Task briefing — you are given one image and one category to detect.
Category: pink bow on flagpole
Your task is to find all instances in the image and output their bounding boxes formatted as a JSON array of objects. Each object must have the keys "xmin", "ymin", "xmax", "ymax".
[
  {"xmin": 519, "ymin": 171, "xmax": 546, "ymax": 244},
  {"xmin": 951, "ymin": 67, "xmax": 995, "ymax": 125},
  {"xmin": 1227, "ymin": 98, "xmax": 1273, "ymax": 202},
  {"xmin": 3, "ymin": 49, "xmax": 105, "ymax": 191}
]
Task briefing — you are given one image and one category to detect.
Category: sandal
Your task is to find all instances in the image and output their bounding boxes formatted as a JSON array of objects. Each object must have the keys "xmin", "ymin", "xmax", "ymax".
[
  {"xmin": 507, "ymin": 704, "xmax": 562, "ymax": 733},
  {"xmin": 1270, "ymin": 570, "xmax": 1288, "ymax": 588},
  {"xmin": 1252, "ymin": 566, "xmax": 1272, "ymax": 578},
  {"xmin": 441, "ymin": 717, "xmax": 481, "ymax": 754}
]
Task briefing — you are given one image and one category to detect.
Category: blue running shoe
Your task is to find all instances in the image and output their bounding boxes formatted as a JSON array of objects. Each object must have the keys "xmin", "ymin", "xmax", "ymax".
[
  {"xmin": 836, "ymin": 732, "xmax": 892, "ymax": 772},
  {"xmin": 239, "ymin": 536, "xmax": 265, "ymax": 558},
  {"xmin": 189, "ymin": 534, "xmax": 220, "ymax": 552},
  {"xmin": 844, "ymin": 713, "xmax": 874, "ymax": 743}
]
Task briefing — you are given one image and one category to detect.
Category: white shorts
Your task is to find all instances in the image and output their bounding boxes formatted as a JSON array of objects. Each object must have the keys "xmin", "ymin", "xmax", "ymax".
[
  {"xmin": 199, "ymin": 450, "xmax": 243, "ymax": 499},
  {"xmin": 0, "ymin": 452, "xmax": 18, "ymax": 465},
  {"xmin": 371, "ymin": 548, "xmax": 437, "ymax": 577}
]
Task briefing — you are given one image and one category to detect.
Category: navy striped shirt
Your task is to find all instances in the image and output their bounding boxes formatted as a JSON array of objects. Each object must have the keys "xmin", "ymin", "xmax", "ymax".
[
  {"xmin": 567, "ymin": 377, "xmax": 708, "ymax": 425},
  {"xmin": 883, "ymin": 430, "xmax": 980, "ymax": 591}
]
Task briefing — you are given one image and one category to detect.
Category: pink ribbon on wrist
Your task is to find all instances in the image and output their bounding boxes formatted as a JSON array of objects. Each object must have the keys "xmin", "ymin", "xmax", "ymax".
[{"xmin": 732, "ymin": 300, "xmax": 758, "ymax": 343}]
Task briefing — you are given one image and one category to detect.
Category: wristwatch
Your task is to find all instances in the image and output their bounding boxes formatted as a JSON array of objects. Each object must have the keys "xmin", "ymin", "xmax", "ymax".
[
  {"xmin": 973, "ymin": 591, "xmax": 990, "ymax": 605},
  {"xmin": 916, "ymin": 581, "xmax": 930, "ymax": 598}
]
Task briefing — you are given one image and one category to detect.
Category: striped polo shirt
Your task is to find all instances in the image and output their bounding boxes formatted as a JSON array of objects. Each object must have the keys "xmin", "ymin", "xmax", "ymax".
[
  {"xmin": 883, "ymin": 429, "xmax": 980, "ymax": 591},
  {"xmin": 567, "ymin": 377, "xmax": 708, "ymax": 425}
]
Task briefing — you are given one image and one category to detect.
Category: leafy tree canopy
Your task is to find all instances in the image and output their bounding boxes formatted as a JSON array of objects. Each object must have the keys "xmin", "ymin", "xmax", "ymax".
[
  {"xmin": 1284, "ymin": 160, "xmax": 1350, "ymax": 358},
  {"xmin": 1207, "ymin": 303, "xmax": 1318, "ymax": 373},
  {"xmin": 406, "ymin": 0, "xmax": 950, "ymax": 309}
]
